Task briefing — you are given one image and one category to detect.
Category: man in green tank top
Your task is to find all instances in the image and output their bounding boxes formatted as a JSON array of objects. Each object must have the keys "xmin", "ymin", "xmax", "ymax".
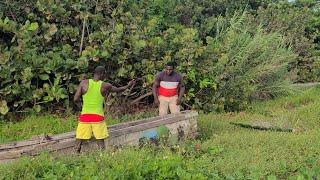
[{"xmin": 73, "ymin": 66, "xmax": 135, "ymax": 153}]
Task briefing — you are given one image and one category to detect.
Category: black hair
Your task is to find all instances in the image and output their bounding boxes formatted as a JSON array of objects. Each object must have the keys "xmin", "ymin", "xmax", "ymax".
[
  {"xmin": 166, "ymin": 61, "xmax": 177, "ymax": 68},
  {"xmin": 94, "ymin": 66, "xmax": 106, "ymax": 75}
]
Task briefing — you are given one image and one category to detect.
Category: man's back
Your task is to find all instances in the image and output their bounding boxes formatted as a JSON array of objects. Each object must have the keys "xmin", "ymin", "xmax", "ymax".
[
  {"xmin": 81, "ymin": 79, "xmax": 104, "ymax": 116},
  {"xmin": 73, "ymin": 66, "xmax": 135, "ymax": 153},
  {"xmin": 79, "ymin": 79, "xmax": 105, "ymax": 123}
]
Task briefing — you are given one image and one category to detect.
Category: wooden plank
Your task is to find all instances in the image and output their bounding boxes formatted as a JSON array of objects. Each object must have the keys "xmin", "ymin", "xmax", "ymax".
[
  {"xmin": 108, "ymin": 110, "xmax": 195, "ymax": 130},
  {"xmin": 17, "ymin": 117, "xmax": 190, "ymax": 158},
  {"xmin": 0, "ymin": 150, "xmax": 22, "ymax": 160},
  {"xmin": 0, "ymin": 115, "xmax": 194, "ymax": 154},
  {"xmin": 0, "ymin": 111, "xmax": 197, "ymax": 151},
  {"xmin": 111, "ymin": 111, "xmax": 197, "ymax": 137},
  {"xmin": 111, "ymin": 116, "xmax": 185, "ymax": 137},
  {"xmin": 0, "ymin": 111, "xmax": 198, "ymax": 162}
]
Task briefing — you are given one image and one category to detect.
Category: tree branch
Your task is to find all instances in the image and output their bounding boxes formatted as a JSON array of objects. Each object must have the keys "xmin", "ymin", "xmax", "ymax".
[
  {"xmin": 130, "ymin": 92, "xmax": 153, "ymax": 105},
  {"xmin": 124, "ymin": 82, "xmax": 136, "ymax": 103},
  {"xmin": 79, "ymin": 17, "xmax": 87, "ymax": 56}
]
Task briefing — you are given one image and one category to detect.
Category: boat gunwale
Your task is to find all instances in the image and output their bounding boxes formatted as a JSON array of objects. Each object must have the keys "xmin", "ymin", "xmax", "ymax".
[{"xmin": 0, "ymin": 111, "xmax": 198, "ymax": 151}]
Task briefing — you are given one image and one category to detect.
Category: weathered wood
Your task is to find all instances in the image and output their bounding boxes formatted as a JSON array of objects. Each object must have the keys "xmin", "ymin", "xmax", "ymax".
[
  {"xmin": 0, "ymin": 110, "xmax": 198, "ymax": 163},
  {"xmin": 0, "ymin": 112, "xmax": 193, "ymax": 151},
  {"xmin": 110, "ymin": 116, "xmax": 185, "ymax": 137}
]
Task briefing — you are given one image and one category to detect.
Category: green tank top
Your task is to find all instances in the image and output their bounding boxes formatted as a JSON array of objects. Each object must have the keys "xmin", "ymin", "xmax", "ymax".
[{"xmin": 81, "ymin": 79, "xmax": 104, "ymax": 116}]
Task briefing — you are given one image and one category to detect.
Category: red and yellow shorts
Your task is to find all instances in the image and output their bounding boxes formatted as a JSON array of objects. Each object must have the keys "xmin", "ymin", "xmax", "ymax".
[
  {"xmin": 76, "ymin": 121, "xmax": 108, "ymax": 140},
  {"xmin": 76, "ymin": 114, "xmax": 108, "ymax": 140}
]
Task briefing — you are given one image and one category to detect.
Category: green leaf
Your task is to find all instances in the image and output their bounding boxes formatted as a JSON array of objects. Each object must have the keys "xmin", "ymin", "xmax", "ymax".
[
  {"xmin": 0, "ymin": 51, "xmax": 10, "ymax": 65},
  {"xmin": 146, "ymin": 74, "xmax": 154, "ymax": 83},
  {"xmin": 43, "ymin": 96, "xmax": 54, "ymax": 102},
  {"xmin": 48, "ymin": 24, "xmax": 58, "ymax": 35},
  {"xmin": 115, "ymin": 23, "xmax": 124, "ymax": 34},
  {"xmin": 187, "ymin": 70, "xmax": 196, "ymax": 82},
  {"xmin": 137, "ymin": 40, "xmax": 146, "ymax": 49},
  {"xmin": 33, "ymin": 89, "xmax": 44, "ymax": 100},
  {"xmin": 296, "ymin": 175, "xmax": 304, "ymax": 180},
  {"xmin": 101, "ymin": 51, "xmax": 109, "ymax": 58},
  {"xmin": 4, "ymin": 17, "xmax": 9, "ymax": 24},
  {"xmin": 39, "ymin": 74, "xmax": 49, "ymax": 80},
  {"xmin": 54, "ymin": 75, "xmax": 61, "ymax": 86},
  {"xmin": 117, "ymin": 67, "xmax": 126, "ymax": 77},
  {"xmin": 208, "ymin": 146, "xmax": 224, "ymax": 155},
  {"xmin": 28, "ymin": 22, "xmax": 39, "ymax": 31},
  {"xmin": 267, "ymin": 175, "xmax": 277, "ymax": 180},
  {"xmin": 0, "ymin": 100, "xmax": 9, "ymax": 115},
  {"xmin": 22, "ymin": 67, "xmax": 33, "ymax": 82},
  {"xmin": 156, "ymin": 125, "xmax": 169, "ymax": 137},
  {"xmin": 33, "ymin": 105, "xmax": 41, "ymax": 113},
  {"xmin": 200, "ymin": 78, "xmax": 210, "ymax": 89}
]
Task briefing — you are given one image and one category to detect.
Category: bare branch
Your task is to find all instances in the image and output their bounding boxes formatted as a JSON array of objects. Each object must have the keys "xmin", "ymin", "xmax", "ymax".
[{"xmin": 130, "ymin": 92, "xmax": 153, "ymax": 105}]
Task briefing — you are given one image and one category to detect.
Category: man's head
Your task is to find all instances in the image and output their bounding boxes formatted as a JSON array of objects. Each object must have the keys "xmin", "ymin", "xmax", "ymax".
[
  {"xmin": 165, "ymin": 62, "xmax": 176, "ymax": 76},
  {"xmin": 94, "ymin": 66, "xmax": 106, "ymax": 80}
]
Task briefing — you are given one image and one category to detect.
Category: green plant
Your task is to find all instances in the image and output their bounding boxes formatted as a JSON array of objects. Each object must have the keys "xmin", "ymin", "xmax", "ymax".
[{"xmin": 0, "ymin": 0, "xmax": 318, "ymax": 117}]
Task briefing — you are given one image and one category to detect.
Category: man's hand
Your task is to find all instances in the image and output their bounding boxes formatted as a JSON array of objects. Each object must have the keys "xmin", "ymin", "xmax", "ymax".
[
  {"xmin": 176, "ymin": 98, "xmax": 181, "ymax": 105},
  {"xmin": 154, "ymin": 97, "xmax": 159, "ymax": 106}
]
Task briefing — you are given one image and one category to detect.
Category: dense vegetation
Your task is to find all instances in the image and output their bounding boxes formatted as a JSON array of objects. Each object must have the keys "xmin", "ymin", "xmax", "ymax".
[
  {"xmin": 1, "ymin": 1, "xmax": 319, "ymax": 178},
  {"xmin": 1, "ymin": 86, "xmax": 320, "ymax": 179},
  {"xmin": 0, "ymin": 0, "xmax": 319, "ymax": 117}
]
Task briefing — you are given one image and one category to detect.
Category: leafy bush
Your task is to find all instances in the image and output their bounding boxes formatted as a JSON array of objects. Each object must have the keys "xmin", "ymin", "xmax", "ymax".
[
  {"xmin": 247, "ymin": 1, "xmax": 320, "ymax": 82},
  {"xmin": 192, "ymin": 12, "xmax": 295, "ymax": 111},
  {"xmin": 0, "ymin": 0, "xmax": 316, "ymax": 116}
]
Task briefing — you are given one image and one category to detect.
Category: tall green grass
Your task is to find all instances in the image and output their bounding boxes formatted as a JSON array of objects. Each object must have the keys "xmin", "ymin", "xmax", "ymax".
[{"xmin": 0, "ymin": 115, "xmax": 77, "ymax": 143}]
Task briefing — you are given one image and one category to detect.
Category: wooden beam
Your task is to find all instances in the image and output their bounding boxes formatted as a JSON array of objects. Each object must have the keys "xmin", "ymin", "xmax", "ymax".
[{"xmin": 0, "ymin": 111, "xmax": 198, "ymax": 163}]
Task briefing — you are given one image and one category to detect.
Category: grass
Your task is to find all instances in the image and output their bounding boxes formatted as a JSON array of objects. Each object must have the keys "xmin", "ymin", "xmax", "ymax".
[
  {"xmin": 197, "ymin": 85, "xmax": 320, "ymax": 178},
  {"xmin": 0, "ymin": 115, "xmax": 77, "ymax": 143},
  {"xmin": 1, "ymin": 86, "xmax": 320, "ymax": 179}
]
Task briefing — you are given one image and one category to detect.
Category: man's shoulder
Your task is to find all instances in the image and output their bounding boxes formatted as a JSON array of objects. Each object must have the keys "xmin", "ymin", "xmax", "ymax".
[
  {"xmin": 173, "ymin": 71, "xmax": 182, "ymax": 79},
  {"xmin": 155, "ymin": 71, "xmax": 165, "ymax": 79},
  {"xmin": 157, "ymin": 71, "xmax": 166, "ymax": 76},
  {"xmin": 80, "ymin": 79, "xmax": 89, "ymax": 85},
  {"xmin": 101, "ymin": 82, "xmax": 112, "ymax": 88},
  {"xmin": 174, "ymin": 71, "xmax": 182, "ymax": 77}
]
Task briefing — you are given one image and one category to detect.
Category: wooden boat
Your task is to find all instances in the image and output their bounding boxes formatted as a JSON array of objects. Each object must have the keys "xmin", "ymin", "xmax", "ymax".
[{"xmin": 0, "ymin": 110, "xmax": 198, "ymax": 163}]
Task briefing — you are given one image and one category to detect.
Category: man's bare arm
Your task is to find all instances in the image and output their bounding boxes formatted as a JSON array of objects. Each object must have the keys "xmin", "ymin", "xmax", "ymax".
[
  {"xmin": 74, "ymin": 81, "xmax": 84, "ymax": 102},
  {"xmin": 111, "ymin": 85, "xmax": 130, "ymax": 92},
  {"xmin": 152, "ymin": 80, "xmax": 160, "ymax": 102},
  {"xmin": 177, "ymin": 80, "xmax": 185, "ymax": 105},
  {"xmin": 107, "ymin": 80, "xmax": 135, "ymax": 93}
]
